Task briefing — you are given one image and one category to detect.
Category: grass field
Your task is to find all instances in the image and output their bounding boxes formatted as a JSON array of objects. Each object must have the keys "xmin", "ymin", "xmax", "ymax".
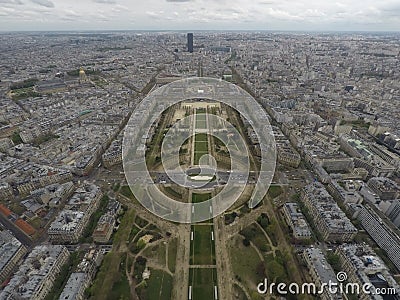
[
  {"xmin": 190, "ymin": 225, "xmax": 216, "ymax": 265},
  {"xmin": 120, "ymin": 185, "xmax": 135, "ymax": 199},
  {"xmin": 129, "ymin": 224, "xmax": 140, "ymax": 242},
  {"xmin": 240, "ymin": 223, "xmax": 272, "ymax": 253},
  {"xmin": 189, "ymin": 268, "xmax": 218, "ymax": 300},
  {"xmin": 194, "ymin": 133, "xmax": 209, "ymax": 165},
  {"xmin": 137, "ymin": 269, "xmax": 173, "ymax": 300},
  {"xmin": 194, "ymin": 152, "xmax": 208, "ymax": 165},
  {"xmin": 233, "ymin": 284, "xmax": 249, "ymax": 300},
  {"xmin": 229, "ymin": 235, "xmax": 264, "ymax": 288},
  {"xmin": 164, "ymin": 186, "xmax": 183, "ymax": 200},
  {"xmin": 167, "ymin": 238, "xmax": 178, "ymax": 273},
  {"xmin": 142, "ymin": 243, "xmax": 167, "ymax": 267},
  {"xmin": 113, "ymin": 209, "xmax": 136, "ymax": 248},
  {"xmin": 89, "ymin": 209, "xmax": 136, "ymax": 300},
  {"xmin": 107, "ymin": 254, "xmax": 131, "ymax": 300},
  {"xmin": 196, "ymin": 113, "xmax": 207, "ymax": 129},
  {"xmin": 195, "ymin": 140, "xmax": 208, "ymax": 152},
  {"xmin": 10, "ymin": 87, "xmax": 41, "ymax": 100},
  {"xmin": 146, "ymin": 269, "xmax": 173, "ymax": 300},
  {"xmin": 192, "ymin": 193, "xmax": 212, "ymax": 203},
  {"xmin": 89, "ymin": 252, "xmax": 120, "ymax": 297},
  {"xmin": 195, "ymin": 133, "xmax": 208, "ymax": 143},
  {"xmin": 268, "ymin": 185, "xmax": 283, "ymax": 199}
]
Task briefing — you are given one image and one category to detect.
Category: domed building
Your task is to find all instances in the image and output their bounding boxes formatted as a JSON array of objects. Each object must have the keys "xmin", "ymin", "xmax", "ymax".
[{"xmin": 79, "ymin": 67, "xmax": 87, "ymax": 83}]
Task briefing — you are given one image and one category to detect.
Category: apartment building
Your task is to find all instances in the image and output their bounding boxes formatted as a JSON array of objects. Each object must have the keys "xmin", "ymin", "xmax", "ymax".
[
  {"xmin": 0, "ymin": 245, "xmax": 69, "ymax": 300},
  {"xmin": 301, "ymin": 183, "xmax": 357, "ymax": 242},
  {"xmin": 0, "ymin": 230, "xmax": 28, "ymax": 283}
]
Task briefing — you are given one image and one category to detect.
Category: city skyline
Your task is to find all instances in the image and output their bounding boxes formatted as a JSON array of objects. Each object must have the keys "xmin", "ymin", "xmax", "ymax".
[
  {"xmin": 0, "ymin": 28, "xmax": 400, "ymax": 299},
  {"xmin": 1, "ymin": 0, "xmax": 400, "ymax": 32}
]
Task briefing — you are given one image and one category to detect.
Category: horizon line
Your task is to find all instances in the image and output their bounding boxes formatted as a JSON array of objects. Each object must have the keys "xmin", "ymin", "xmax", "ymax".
[{"xmin": 1, "ymin": 29, "xmax": 400, "ymax": 34}]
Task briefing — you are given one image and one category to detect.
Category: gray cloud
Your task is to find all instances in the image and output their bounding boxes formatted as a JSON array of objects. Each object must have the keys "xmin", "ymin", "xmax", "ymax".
[
  {"xmin": 0, "ymin": 0, "xmax": 23, "ymax": 4},
  {"xmin": 30, "ymin": 0, "xmax": 54, "ymax": 7},
  {"xmin": 1, "ymin": 0, "xmax": 400, "ymax": 31},
  {"xmin": 93, "ymin": 0, "xmax": 117, "ymax": 3},
  {"xmin": 258, "ymin": 1, "xmax": 277, "ymax": 5}
]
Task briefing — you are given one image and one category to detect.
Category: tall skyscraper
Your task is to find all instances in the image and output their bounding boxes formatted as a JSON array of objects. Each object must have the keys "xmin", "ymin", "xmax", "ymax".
[{"xmin": 187, "ymin": 33, "xmax": 193, "ymax": 53}]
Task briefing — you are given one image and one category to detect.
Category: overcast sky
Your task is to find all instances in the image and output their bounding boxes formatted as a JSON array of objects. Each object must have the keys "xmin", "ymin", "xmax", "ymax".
[{"xmin": 1, "ymin": 0, "xmax": 400, "ymax": 31}]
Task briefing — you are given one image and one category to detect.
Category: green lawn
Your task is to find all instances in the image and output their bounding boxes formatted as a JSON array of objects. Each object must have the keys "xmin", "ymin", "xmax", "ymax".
[
  {"xmin": 190, "ymin": 225, "xmax": 215, "ymax": 265},
  {"xmin": 135, "ymin": 215, "xmax": 149, "ymax": 228},
  {"xmin": 120, "ymin": 185, "xmax": 134, "ymax": 199},
  {"xmin": 129, "ymin": 225, "xmax": 140, "ymax": 242},
  {"xmin": 89, "ymin": 209, "xmax": 136, "ymax": 300},
  {"xmin": 113, "ymin": 209, "xmax": 136, "ymax": 248},
  {"xmin": 189, "ymin": 268, "xmax": 218, "ymax": 300},
  {"xmin": 107, "ymin": 254, "xmax": 131, "ymax": 300},
  {"xmin": 11, "ymin": 87, "xmax": 41, "ymax": 100},
  {"xmin": 192, "ymin": 193, "xmax": 211, "ymax": 203},
  {"xmin": 11, "ymin": 132, "xmax": 22, "ymax": 145},
  {"xmin": 229, "ymin": 236, "xmax": 264, "ymax": 287},
  {"xmin": 196, "ymin": 113, "xmax": 207, "ymax": 129},
  {"xmin": 142, "ymin": 243, "xmax": 167, "ymax": 267},
  {"xmin": 108, "ymin": 275, "xmax": 130, "ymax": 300},
  {"xmin": 240, "ymin": 223, "xmax": 271, "ymax": 253},
  {"xmin": 195, "ymin": 133, "xmax": 208, "ymax": 143},
  {"xmin": 138, "ymin": 269, "xmax": 173, "ymax": 300},
  {"xmin": 194, "ymin": 133, "xmax": 209, "ymax": 165},
  {"xmin": 268, "ymin": 185, "xmax": 283, "ymax": 199},
  {"xmin": 164, "ymin": 186, "xmax": 183, "ymax": 200},
  {"xmin": 195, "ymin": 141, "xmax": 208, "ymax": 152},
  {"xmin": 194, "ymin": 151, "xmax": 208, "ymax": 165},
  {"xmin": 264, "ymin": 252, "xmax": 289, "ymax": 283},
  {"xmin": 168, "ymin": 238, "xmax": 178, "ymax": 273},
  {"xmin": 28, "ymin": 217, "xmax": 42, "ymax": 230},
  {"xmin": 89, "ymin": 252, "xmax": 123, "ymax": 300},
  {"xmin": 9, "ymin": 202, "xmax": 26, "ymax": 215},
  {"xmin": 233, "ymin": 284, "xmax": 249, "ymax": 300}
]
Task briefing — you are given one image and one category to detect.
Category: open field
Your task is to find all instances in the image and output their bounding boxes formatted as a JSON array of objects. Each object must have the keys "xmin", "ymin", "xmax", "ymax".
[
  {"xmin": 229, "ymin": 235, "xmax": 264, "ymax": 289},
  {"xmin": 195, "ymin": 133, "xmax": 208, "ymax": 143},
  {"xmin": 89, "ymin": 209, "xmax": 136, "ymax": 300},
  {"xmin": 195, "ymin": 113, "xmax": 207, "ymax": 129},
  {"xmin": 107, "ymin": 254, "xmax": 131, "ymax": 300},
  {"xmin": 192, "ymin": 193, "xmax": 212, "ymax": 203},
  {"xmin": 120, "ymin": 185, "xmax": 135, "ymax": 199},
  {"xmin": 194, "ymin": 151, "xmax": 208, "ymax": 165},
  {"xmin": 233, "ymin": 284, "xmax": 248, "ymax": 300},
  {"xmin": 194, "ymin": 133, "xmax": 209, "ymax": 165},
  {"xmin": 189, "ymin": 268, "xmax": 218, "ymax": 300},
  {"xmin": 138, "ymin": 269, "xmax": 173, "ymax": 300},
  {"xmin": 267, "ymin": 185, "xmax": 283, "ymax": 199},
  {"xmin": 142, "ymin": 243, "xmax": 167, "ymax": 267},
  {"xmin": 195, "ymin": 140, "xmax": 208, "ymax": 152},
  {"xmin": 167, "ymin": 238, "xmax": 178, "ymax": 273},
  {"xmin": 190, "ymin": 225, "xmax": 216, "ymax": 265},
  {"xmin": 164, "ymin": 186, "xmax": 183, "ymax": 200},
  {"xmin": 240, "ymin": 223, "xmax": 272, "ymax": 253},
  {"xmin": 89, "ymin": 252, "xmax": 130, "ymax": 300}
]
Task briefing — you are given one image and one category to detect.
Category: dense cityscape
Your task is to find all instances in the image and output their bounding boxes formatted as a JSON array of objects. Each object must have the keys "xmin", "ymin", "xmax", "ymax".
[{"xmin": 0, "ymin": 30, "xmax": 400, "ymax": 300}]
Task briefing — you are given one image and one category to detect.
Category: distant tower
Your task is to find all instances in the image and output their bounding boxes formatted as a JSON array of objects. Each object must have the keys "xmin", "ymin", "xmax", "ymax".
[
  {"xmin": 79, "ymin": 67, "xmax": 87, "ymax": 84},
  {"xmin": 187, "ymin": 33, "xmax": 193, "ymax": 53}
]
